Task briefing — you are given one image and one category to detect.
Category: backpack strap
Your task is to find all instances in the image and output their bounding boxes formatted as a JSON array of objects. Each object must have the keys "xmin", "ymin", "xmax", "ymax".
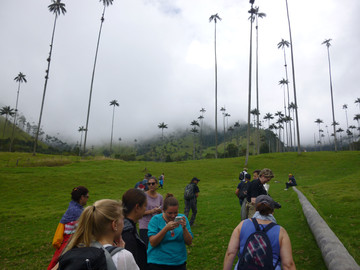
[
  {"xmin": 91, "ymin": 241, "xmax": 123, "ymax": 270},
  {"xmin": 251, "ymin": 218, "xmax": 278, "ymax": 233},
  {"xmin": 105, "ymin": 246, "xmax": 124, "ymax": 256}
]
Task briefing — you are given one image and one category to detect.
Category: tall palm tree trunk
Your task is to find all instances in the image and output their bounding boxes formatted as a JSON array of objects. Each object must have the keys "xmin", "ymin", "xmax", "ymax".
[
  {"xmin": 110, "ymin": 105, "xmax": 115, "ymax": 155},
  {"xmin": 255, "ymin": 19, "xmax": 260, "ymax": 155},
  {"xmin": 79, "ymin": 131, "xmax": 83, "ymax": 156},
  {"xmin": 285, "ymin": 0, "xmax": 301, "ymax": 154},
  {"xmin": 245, "ymin": 7, "xmax": 255, "ymax": 166},
  {"xmin": 33, "ymin": 14, "xmax": 58, "ymax": 155},
  {"xmin": 83, "ymin": 6, "xmax": 106, "ymax": 154},
  {"xmin": 282, "ymin": 50, "xmax": 293, "ymax": 150},
  {"xmin": 214, "ymin": 23, "xmax": 218, "ymax": 159},
  {"xmin": 326, "ymin": 46, "xmax": 338, "ymax": 151},
  {"xmin": 9, "ymin": 83, "xmax": 21, "ymax": 151}
]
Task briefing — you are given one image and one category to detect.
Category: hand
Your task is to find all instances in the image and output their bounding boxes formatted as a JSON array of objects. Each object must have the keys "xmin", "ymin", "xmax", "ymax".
[
  {"xmin": 114, "ymin": 235, "xmax": 125, "ymax": 248},
  {"xmin": 178, "ymin": 217, "xmax": 187, "ymax": 228},
  {"xmin": 165, "ymin": 221, "xmax": 179, "ymax": 231},
  {"xmin": 154, "ymin": 207, "xmax": 162, "ymax": 214}
]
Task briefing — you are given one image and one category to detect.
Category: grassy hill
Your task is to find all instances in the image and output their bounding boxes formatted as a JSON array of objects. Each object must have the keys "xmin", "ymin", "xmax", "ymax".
[{"xmin": 0, "ymin": 151, "xmax": 359, "ymax": 269}]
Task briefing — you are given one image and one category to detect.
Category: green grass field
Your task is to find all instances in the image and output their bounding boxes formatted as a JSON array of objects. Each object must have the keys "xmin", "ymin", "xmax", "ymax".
[{"xmin": 0, "ymin": 151, "xmax": 359, "ymax": 269}]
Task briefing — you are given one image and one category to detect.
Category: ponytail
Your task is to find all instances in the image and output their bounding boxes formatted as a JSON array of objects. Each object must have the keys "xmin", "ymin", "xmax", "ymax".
[{"xmin": 63, "ymin": 199, "xmax": 123, "ymax": 253}]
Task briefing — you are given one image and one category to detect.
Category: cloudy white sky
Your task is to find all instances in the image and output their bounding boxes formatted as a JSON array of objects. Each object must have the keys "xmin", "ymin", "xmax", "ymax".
[{"xmin": 1, "ymin": 0, "xmax": 359, "ymax": 147}]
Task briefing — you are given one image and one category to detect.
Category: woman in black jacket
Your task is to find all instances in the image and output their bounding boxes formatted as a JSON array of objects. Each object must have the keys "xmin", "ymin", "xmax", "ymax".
[{"xmin": 122, "ymin": 188, "xmax": 148, "ymax": 270}]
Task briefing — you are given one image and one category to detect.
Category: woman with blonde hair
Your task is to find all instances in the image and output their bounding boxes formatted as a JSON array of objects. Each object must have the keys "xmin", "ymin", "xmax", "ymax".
[{"xmin": 60, "ymin": 199, "xmax": 139, "ymax": 270}]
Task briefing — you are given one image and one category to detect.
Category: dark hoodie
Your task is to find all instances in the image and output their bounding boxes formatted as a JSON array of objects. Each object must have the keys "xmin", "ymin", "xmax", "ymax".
[{"xmin": 122, "ymin": 218, "xmax": 148, "ymax": 270}]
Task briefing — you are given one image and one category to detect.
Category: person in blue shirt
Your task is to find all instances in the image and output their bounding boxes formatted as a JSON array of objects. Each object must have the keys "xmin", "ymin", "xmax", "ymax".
[
  {"xmin": 285, "ymin": 173, "xmax": 297, "ymax": 190},
  {"xmin": 147, "ymin": 193, "xmax": 193, "ymax": 270}
]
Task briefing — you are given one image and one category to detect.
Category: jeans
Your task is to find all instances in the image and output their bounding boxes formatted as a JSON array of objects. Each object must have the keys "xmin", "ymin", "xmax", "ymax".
[{"xmin": 184, "ymin": 198, "xmax": 197, "ymax": 226}]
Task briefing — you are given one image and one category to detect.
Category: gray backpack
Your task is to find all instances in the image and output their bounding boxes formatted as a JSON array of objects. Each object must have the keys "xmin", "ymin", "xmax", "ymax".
[{"xmin": 184, "ymin": 184, "xmax": 195, "ymax": 200}]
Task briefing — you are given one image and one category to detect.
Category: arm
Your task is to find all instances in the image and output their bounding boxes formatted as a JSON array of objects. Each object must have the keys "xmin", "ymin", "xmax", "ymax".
[
  {"xmin": 279, "ymin": 227, "xmax": 296, "ymax": 270},
  {"xmin": 178, "ymin": 217, "xmax": 193, "ymax": 245},
  {"xmin": 149, "ymin": 221, "xmax": 177, "ymax": 247},
  {"xmin": 223, "ymin": 222, "xmax": 243, "ymax": 270},
  {"xmin": 235, "ymin": 188, "xmax": 240, "ymax": 197}
]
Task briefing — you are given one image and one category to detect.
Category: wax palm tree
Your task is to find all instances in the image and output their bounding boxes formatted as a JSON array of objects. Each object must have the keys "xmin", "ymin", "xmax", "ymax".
[
  {"xmin": 279, "ymin": 78, "xmax": 290, "ymax": 148},
  {"xmin": 220, "ymin": 106, "xmax": 226, "ymax": 157},
  {"xmin": 33, "ymin": 0, "xmax": 66, "ymax": 155},
  {"xmin": 322, "ymin": 38, "xmax": 338, "ymax": 151},
  {"xmin": 277, "ymin": 39, "xmax": 293, "ymax": 149},
  {"xmin": 263, "ymin": 113, "xmax": 274, "ymax": 128},
  {"xmin": 354, "ymin": 114, "xmax": 360, "ymax": 137},
  {"xmin": 78, "ymin": 126, "xmax": 86, "ymax": 156},
  {"xmin": 269, "ymin": 123, "xmax": 277, "ymax": 153},
  {"xmin": 250, "ymin": 108, "xmax": 259, "ymax": 154},
  {"xmin": 342, "ymin": 104, "xmax": 350, "ymax": 146},
  {"xmin": 288, "ymin": 102, "xmax": 297, "ymax": 148},
  {"xmin": 158, "ymin": 122, "xmax": 168, "ymax": 141},
  {"xmin": 209, "ymin": 14, "xmax": 221, "ymax": 159},
  {"xmin": 314, "ymin": 119, "xmax": 323, "ymax": 151},
  {"xmin": 245, "ymin": 3, "xmax": 257, "ymax": 165},
  {"xmin": 198, "ymin": 107, "xmax": 206, "ymax": 156},
  {"xmin": 234, "ymin": 121, "xmax": 241, "ymax": 155},
  {"xmin": 109, "ymin": 100, "xmax": 119, "ymax": 155},
  {"xmin": 355, "ymin": 98, "xmax": 360, "ymax": 112},
  {"xmin": 190, "ymin": 120, "xmax": 200, "ymax": 160},
  {"xmin": 253, "ymin": 7, "xmax": 266, "ymax": 155},
  {"xmin": 1, "ymin": 106, "xmax": 15, "ymax": 137},
  {"xmin": 83, "ymin": 0, "xmax": 114, "ymax": 154},
  {"xmin": 336, "ymin": 128, "xmax": 344, "ymax": 149},
  {"xmin": 275, "ymin": 111, "xmax": 284, "ymax": 152},
  {"xmin": 283, "ymin": 0, "xmax": 301, "ymax": 154},
  {"xmin": 10, "ymin": 72, "xmax": 27, "ymax": 151}
]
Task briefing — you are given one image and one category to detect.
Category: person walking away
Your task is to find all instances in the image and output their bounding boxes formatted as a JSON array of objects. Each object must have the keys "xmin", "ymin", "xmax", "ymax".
[
  {"xmin": 235, "ymin": 174, "xmax": 251, "ymax": 220},
  {"xmin": 223, "ymin": 195, "xmax": 295, "ymax": 270},
  {"xmin": 139, "ymin": 177, "xmax": 163, "ymax": 247},
  {"xmin": 59, "ymin": 199, "xmax": 139, "ymax": 270},
  {"xmin": 47, "ymin": 186, "xmax": 89, "ymax": 270},
  {"xmin": 122, "ymin": 189, "xmax": 148, "ymax": 270},
  {"xmin": 285, "ymin": 173, "xmax": 297, "ymax": 190},
  {"xmin": 147, "ymin": 194, "xmax": 193, "ymax": 270},
  {"xmin": 246, "ymin": 168, "xmax": 274, "ymax": 219},
  {"xmin": 184, "ymin": 177, "xmax": 200, "ymax": 226},
  {"xmin": 159, "ymin": 173, "xmax": 165, "ymax": 189}
]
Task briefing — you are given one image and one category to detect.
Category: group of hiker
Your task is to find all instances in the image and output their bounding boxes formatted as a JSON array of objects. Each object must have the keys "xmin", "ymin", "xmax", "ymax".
[
  {"xmin": 228, "ymin": 168, "xmax": 297, "ymax": 270},
  {"xmin": 47, "ymin": 168, "xmax": 297, "ymax": 269},
  {"xmin": 47, "ymin": 173, "xmax": 200, "ymax": 270}
]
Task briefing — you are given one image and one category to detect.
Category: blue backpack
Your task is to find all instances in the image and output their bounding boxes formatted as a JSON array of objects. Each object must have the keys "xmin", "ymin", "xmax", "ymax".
[{"xmin": 237, "ymin": 218, "xmax": 280, "ymax": 270}]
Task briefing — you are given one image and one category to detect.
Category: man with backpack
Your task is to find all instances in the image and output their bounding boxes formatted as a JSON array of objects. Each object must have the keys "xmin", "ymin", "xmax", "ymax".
[
  {"xmin": 223, "ymin": 195, "xmax": 296, "ymax": 270},
  {"xmin": 235, "ymin": 173, "xmax": 251, "ymax": 218},
  {"xmin": 184, "ymin": 177, "xmax": 200, "ymax": 226}
]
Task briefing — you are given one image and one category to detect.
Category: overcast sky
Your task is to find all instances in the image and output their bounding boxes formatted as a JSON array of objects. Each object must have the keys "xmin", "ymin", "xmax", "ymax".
[{"xmin": 1, "ymin": 0, "xmax": 359, "ymax": 148}]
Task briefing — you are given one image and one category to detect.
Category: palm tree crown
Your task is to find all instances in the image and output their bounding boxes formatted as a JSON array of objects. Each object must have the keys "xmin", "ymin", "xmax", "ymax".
[{"xmin": 48, "ymin": 0, "xmax": 66, "ymax": 15}]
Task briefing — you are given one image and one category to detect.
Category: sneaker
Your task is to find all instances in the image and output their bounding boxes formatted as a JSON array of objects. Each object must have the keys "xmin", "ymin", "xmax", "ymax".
[{"xmin": 284, "ymin": 189, "xmax": 288, "ymax": 191}]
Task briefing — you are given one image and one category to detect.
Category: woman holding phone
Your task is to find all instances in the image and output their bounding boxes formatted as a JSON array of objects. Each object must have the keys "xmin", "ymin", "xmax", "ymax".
[
  {"xmin": 139, "ymin": 176, "xmax": 163, "ymax": 246},
  {"xmin": 147, "ymin": 194, "xmax": 193, "ymax": 270}
]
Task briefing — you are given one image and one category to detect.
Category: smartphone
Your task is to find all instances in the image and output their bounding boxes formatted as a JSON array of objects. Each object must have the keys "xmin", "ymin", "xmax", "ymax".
[{"xmin": 174, "ymin": 216, "xmax": 182, "ymax": 223}]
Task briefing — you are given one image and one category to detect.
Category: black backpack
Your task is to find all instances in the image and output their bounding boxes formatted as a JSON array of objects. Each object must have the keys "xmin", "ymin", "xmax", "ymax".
[
  {"xmin": 237, "ymin": 218, "xmax": 280, "ymax": 270},
  {"xmin": 58, "ymin": 242, "xmax": 123, "ymax": 270}
]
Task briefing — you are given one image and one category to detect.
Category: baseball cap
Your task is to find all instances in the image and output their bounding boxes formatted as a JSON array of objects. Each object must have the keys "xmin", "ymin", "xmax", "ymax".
[{"xmin": 256, "ymin": 195, "xmax": 281, "ymax": 209}]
